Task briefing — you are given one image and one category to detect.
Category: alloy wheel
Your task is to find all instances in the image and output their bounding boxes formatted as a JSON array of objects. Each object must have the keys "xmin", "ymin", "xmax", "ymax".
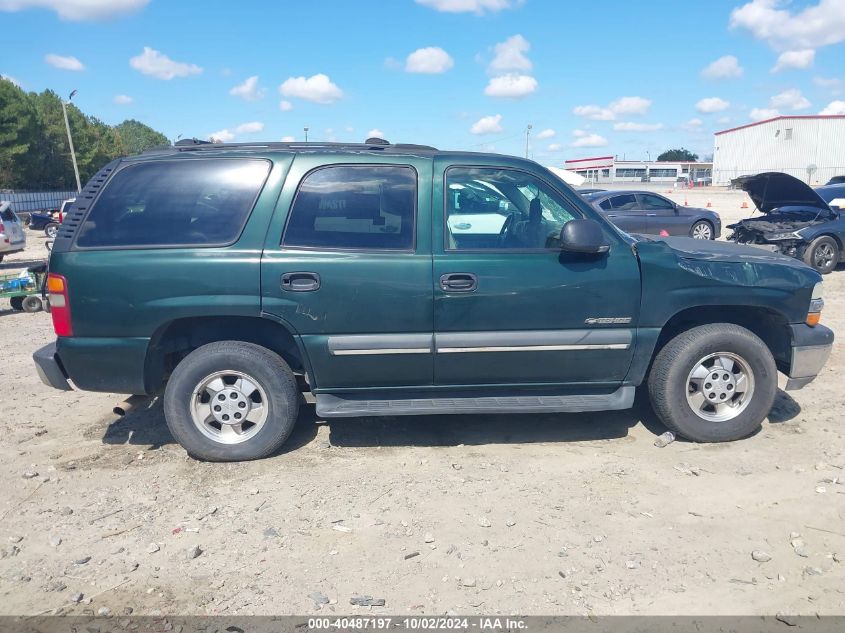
[
  {"xmin": 686, "ymin": 352, "xmax": 755, "ymax": 422},
  {"xmin": 189, "ymin": 370, "xmax": 268, "ymax": 444}
]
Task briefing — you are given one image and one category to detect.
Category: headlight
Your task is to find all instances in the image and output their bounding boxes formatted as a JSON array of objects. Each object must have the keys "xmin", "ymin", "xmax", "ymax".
[
  {"xmin": 766, "ymin": 231, "xmax": 802, "ymax": 240},
  {"xmin": 807, "ymin": 282, "xmax": 824, "ymax": 326}
]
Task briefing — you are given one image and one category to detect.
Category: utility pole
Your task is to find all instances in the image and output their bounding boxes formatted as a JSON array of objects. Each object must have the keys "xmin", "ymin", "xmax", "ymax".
[
  {"xmin": 525, "ymin": 124, "xmax": 532, "ymax": 158},
  {"xmin": 304, "ymin": 127, "xmax": 309, "ymax": 142},
  {"xmin": 62, "ymin": 89, "xmax": 82, "ymax": 193}
]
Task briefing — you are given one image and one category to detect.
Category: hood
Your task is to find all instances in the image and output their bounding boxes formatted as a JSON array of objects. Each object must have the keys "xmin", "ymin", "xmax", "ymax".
[
  {"xmin": 641, "ymin": 235, "xmax": 811, "ymax": 270},
  {"xmin": 732, "ymin": 172, "xmax": 832, "ymax": 215}
]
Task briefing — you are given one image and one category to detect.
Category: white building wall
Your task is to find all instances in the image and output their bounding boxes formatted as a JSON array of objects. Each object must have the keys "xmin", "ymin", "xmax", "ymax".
[{"xmin": 712, "ymin": 117, "xmax": 845, "ymax": 186}]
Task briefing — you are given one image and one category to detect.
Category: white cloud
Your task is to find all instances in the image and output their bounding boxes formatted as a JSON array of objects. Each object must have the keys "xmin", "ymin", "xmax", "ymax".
[
  {"xmin": 0, "ymin": 0, "xmax": 147, "ymax": 20},
  {"xmin": 683, "ymin": 118, "xmax": 704, "ymax": 130},
  {"xmin": 814, "ymin": 76, "xmax": 844, "ymax": 94},
  {"xmin": 547, "ymin": 143, "xmax": 563, "ymax": 151},
  {"xmin": 208, "ymin": 129, "xmax": 235, "ymax": 142},
  {"xmin": 113, "ymin": 94, "xmax": 133, "ymax": 105},
  {"xmin": 613, "ymin": 122, "xmax": 663, "ymax": 132},
  {"xmin": 570, "ymin": 129, "xmax": 608, "ymax": 148},
  {"xmin": 484, "ymin": 73, "xmax": 537, "ymax": 98},
  {"xmin": 279, "ymin": 73, "xmax": 343, "ymax": 104},
  {"xmin": 536, "ymin": 128, "xmax": 555, "ymax": 139},
  {"xmin": 1, "ymin": 74, "xmax": 21, "ymax": 87},
  {"xmin": 279, "ymin": 100, "xmax": 293, "ymax": 111},
  {"xmin": 229, "ymin": 75, "xmax": 264, "ymax": 101},
  {"xmin": 489, "ymin": 34, "xmax": 532, "ymax": 72},
  {"xmin": 770, "ymin": 88, "xmax": 811, "ymax": 111},
  {"xmin": 701, "ymin": 55, "xmax": 743, "ymax": 79},
  {"xmin": 45, "ymin": 53, "xmax": 84, "ymax": 71},
  {"xmin": 696, "ymin": 97, "xmax": 730, "ymax": 113},
  {"xmin": 129, "ymin": 47, "xmax": 202, "ymax": 80},
  {"xmin": 573, "ymin": 96, "xmax": 651, "ymax": 120},
  {"xmin": 820, "ymin": 100, "xmax": 845, "ymax": 115},
  {"xmin": 235, "ymin": 121, "xmax": 263, "ymax": 134},
  {"xmin": 717, "ymin": 116, "xmax": 732, "ymax": 124},
  {"xmin": 730, "ymin": 0, "xmax": 845, "ymax": 50},
  {"xmin": 750, "ymin": 107, "xmax": 780, "ymax": 121},
  {"xmin": 405, "ymin": 47, "xmax": 454, "ymax": 74},
  {"xmin": 471, "ymin": 114, "xmax": 503, "ymax": 134},
  {"xmin": 281, "ymin": 135, "xmax": 296, "ymax": 142},
  {"xmin": 367, "ymin": 128, "xmax": 386, "ymax": 139},
  {"xmin": 772, "ymin": 49, "xmax": 815, "ymax": 72},
  {"xmin": 415, "ymin": 0, "xmax": 517, "ymax": 14}
]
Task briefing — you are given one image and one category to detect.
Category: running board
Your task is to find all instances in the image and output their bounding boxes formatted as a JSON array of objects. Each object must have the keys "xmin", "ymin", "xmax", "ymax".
[{"xmin": 315, "ymin": 386, "xmax": 634, "ymax": 418}]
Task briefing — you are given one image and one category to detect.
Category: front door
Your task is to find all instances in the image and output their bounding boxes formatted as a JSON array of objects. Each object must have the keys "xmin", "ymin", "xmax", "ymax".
[
  {"xmin": 637, "ymin": 192, "xmax": 685, "ymax": 235},
  {"xmin": 432, "ymin": 162, "xmax": 641, "ymax": 387},
  {"xmin": 261, "ymin": 156, "xmax": 434, "ymax": 391}
]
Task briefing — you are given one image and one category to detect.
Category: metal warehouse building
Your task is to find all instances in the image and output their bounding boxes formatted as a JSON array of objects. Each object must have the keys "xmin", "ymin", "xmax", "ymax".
[
  {"xmin": 564, "ymin": 156, "xmax": 712, "ymax": 184},
  {"xmin": 712, "ymin": 115, "xmax": 845, "ymax": 186}
]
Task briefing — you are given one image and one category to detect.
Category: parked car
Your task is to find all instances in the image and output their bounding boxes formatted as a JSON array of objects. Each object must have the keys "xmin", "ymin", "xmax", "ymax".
[
  {"xmin": 816, "ymin": 184, "xmax": 845, "ymax": 211},
  {"xmin": 825, "ymin": 175, "xmax": 845, "ymax": 186},
  {"xmin": 0, "ymin": 201, "xmax": 26, "ymax": 262},
  {"xmin": 577, "ymin": 188, "xmax": 606, "ymax": 195},
  {"xmin": 583, "ymin": 190, "xmax": 721, "ymax": 239},
  {"xmin": 727, "ymin": 172, "xmax": 845, "ymax": 274},
  {"xmin": 29, "ymin": 198, "xmax": 74, "ymax": 238},
  {"xmin": 33, "ymin": 140, "xmax": 832, "ymax": 461}
]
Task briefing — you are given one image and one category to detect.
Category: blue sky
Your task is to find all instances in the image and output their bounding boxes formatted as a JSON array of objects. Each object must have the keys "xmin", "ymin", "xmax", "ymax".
[{"xmin": 2, "ymin": 0, "xmax": 845, "ymax": 164}]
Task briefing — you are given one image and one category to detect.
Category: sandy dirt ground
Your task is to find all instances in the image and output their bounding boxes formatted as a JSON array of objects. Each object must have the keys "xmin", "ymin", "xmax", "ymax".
[{"xmin": 0, "ymin": 188, "xmax": 843, "ymax": 617}]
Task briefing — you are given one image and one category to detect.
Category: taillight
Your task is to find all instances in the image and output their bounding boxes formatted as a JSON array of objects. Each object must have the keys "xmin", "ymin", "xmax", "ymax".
[{"xmin": 47, "ymin": 273, "xmax": 73, "ymax": 336}]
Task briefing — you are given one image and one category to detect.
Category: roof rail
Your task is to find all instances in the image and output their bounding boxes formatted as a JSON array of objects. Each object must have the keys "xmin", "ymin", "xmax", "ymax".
[{"xmin": 146, "ymin": 139, "xmax": 438, "ymax": 154}]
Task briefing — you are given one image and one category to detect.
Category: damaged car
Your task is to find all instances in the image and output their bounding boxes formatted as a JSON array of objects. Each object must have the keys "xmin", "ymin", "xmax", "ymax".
[{"xmin": 728, "ymin": 172, "xmax": 845, "ymax": 274}]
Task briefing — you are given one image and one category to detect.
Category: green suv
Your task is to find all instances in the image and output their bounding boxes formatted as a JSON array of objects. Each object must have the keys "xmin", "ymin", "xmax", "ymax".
[{"xmin": 33, "ymin": 140, "xmax": 833, "ymax": 461}]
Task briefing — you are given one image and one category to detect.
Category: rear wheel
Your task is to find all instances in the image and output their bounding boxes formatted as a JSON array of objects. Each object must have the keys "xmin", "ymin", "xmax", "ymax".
[
  {"xmin": 9, "ymin": 296, "xmax": 23, "ymax": 311},
  {"xmin": 163, "ymin": 341, "xmax": 299, "ymax": 461},
  {"xmin": 21, "ymin": 295, "xmax": 42, "ymax": 313},
  {"xmin": 689, "ymin": 220, "xmax": 714, "ymax": 240},
  {"xmin": 802, "ymin": 236, "xmax": 839, "ymax": 274},
  {"xmin": 44, "ymin": 223, "xmax": 59, "ymax": 238},
  {"xmin": 648, "ymin": 324, "xmax": 777, "ymax": 442}
]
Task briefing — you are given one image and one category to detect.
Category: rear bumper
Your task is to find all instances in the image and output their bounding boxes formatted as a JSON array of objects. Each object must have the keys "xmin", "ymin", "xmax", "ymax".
[
  {"xmin": 785, "ymin": 323, "xmax": 834, "ymax": 390},
  {"xmin": 33, "ymin": 342, "xmax": 72, "ymax": 391}
]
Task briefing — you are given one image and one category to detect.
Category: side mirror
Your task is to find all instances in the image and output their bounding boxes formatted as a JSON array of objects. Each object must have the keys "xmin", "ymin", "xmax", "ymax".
[{"xmin": 560, "ymin": 219, "xmax": 610, "ymax": 255}]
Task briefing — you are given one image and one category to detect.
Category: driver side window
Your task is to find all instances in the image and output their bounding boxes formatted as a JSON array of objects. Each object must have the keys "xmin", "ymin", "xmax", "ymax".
[{"xmin": 445, "ymin": 166, "xmax": 580, "ymax": 251}]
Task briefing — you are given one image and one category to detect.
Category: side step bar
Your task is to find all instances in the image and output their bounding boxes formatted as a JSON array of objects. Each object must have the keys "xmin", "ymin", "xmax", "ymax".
[{"xmin": 315, "ymin": 386, "xmax": 634, "ymax": 418}]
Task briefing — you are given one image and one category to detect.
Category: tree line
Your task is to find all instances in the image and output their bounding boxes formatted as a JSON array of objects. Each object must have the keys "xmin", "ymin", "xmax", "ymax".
[{"xmin": 0, "ymin": 78, "xmax": 169, "ymax": 191}]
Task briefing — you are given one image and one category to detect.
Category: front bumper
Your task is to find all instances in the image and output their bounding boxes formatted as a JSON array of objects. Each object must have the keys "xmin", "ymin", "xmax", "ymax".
[
  {"xmin": 785, "ymin": 323, "xmax": 834, "ymax": 390},
  {"xmin": 33, "ymin": 342, "xmax": 72, "ymax": 391}
]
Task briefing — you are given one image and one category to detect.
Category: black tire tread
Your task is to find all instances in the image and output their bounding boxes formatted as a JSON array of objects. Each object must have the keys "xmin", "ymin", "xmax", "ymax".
[
  {"xmin": 689, "ymin": 219, "xmax": 714, "ymax": 240},
  {"xmin": 802, "ymin": 235, "xmax": 839, "ymax": 274}
]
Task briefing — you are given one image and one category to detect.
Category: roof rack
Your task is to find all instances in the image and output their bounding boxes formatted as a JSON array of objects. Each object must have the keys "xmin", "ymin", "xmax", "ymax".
[{"xmin": 160, "ymin": 138, "xmax": 438, "ymax": 153}]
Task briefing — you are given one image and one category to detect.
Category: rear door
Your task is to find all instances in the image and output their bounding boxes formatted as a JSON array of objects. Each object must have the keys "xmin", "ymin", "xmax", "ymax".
[
  {"xmin": 260, "ymin": 155, "xmax": 434, "ymax": 391},
  {"xmin": 599, "ymin": 193, "xmax": 648, "ymax": 234}
]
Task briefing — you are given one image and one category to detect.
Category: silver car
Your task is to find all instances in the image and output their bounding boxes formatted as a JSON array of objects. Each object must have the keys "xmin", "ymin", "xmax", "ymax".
[{"xmin": 0, "ymin": 201, "xmax": 26, "ymax": 262}]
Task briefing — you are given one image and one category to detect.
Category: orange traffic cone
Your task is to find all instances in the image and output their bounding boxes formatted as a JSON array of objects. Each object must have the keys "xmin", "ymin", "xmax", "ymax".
[
  {"xmin": 706, "ymin": 200, "xmax": 712, "ymax": 208},
  {"xmin": 684, "ymin": 198, "xmax": 689, "ymax": 206},
  {"xmin": 741, "ymin": 201, "xmax": 748, "ymax": 209}
]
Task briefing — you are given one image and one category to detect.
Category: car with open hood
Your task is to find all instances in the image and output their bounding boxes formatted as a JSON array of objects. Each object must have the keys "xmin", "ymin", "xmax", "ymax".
[{"xmin": 727, "ymin": 172, "xmax": 845, "ymax": 274}]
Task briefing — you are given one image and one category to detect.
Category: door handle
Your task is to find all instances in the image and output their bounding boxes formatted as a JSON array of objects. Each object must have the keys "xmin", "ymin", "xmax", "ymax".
[
  {"xmin": 606, "ymin": 214, "xmax": 617, "ymax": 218},
  {"xmin": 646, "ymin": 213, "xmax": 657, "ymax": 216},
  {"xmin": 281, "ymin": 272, "xmax": 321, "ymax": 292},
  {"xmin": 440, "ymin": 273, "xmax": 478, "ymax": 293}
]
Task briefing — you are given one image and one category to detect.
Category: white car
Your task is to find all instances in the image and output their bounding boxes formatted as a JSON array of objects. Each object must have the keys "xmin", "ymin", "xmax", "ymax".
[{"xmin": 0, "ymin": 201, "xmax": 26, "ymax": 262}]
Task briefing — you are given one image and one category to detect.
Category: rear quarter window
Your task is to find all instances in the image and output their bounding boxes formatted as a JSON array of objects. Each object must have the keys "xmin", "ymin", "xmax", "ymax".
[{"xmin": 75, "ymin": 158, "xmax": 270, "ymax": 248}]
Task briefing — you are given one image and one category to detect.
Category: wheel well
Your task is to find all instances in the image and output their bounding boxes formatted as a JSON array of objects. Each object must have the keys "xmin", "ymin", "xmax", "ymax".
[
  {"xmin": 813, "ymin": 233, "xmax": 843, "ymax": 251},
  {"xmin": 654, "ymin": 305, "xmax": 792, "ymax": 373},
  {"xmin": 144, "ymin": 316, "xmax": 305, "ymax": 392}
]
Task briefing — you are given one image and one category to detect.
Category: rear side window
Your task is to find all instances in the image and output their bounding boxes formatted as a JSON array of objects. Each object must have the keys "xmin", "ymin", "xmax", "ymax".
[
  {"xmin": 283, "ymin": 165, "xmax": 416, "ymax": 251},
  {"xmin": 75, "ymin": 159, "xmax": 270, "ymax": 248},
  {"xmin": 1, "ymin": 208, "xmax": 16, "ymax": 222}
]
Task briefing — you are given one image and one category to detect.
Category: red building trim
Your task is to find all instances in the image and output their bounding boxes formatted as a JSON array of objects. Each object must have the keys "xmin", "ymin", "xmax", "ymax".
[{"xmin": 564, "ymin": 155, "xmax": 614, "ymax": 164}]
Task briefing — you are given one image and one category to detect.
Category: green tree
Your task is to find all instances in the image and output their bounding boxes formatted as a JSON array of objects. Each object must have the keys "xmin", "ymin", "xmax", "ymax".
[
  {"xmin": 114, "ymin": 119, "xmax": 169, "ymax": 155},
  {"xmin": 0, "ymin": 80, "xmax": 40, "ymax": 188},
  {"xmin": 657, "ymin": 148, "xmax": 699, "ymax": 162}
]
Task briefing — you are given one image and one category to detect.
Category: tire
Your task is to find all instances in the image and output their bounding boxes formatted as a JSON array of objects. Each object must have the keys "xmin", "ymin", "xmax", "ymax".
[
  {"xmin": 802, "ymin": 235, "xmax": 839, "ymax": 275},
  {"xmin": 45, "ymin": 223, "xmax": 59, "ymax": 238},
  {"xmin": 21, "ymin": 295, "xmax": 43, "ymax": 313},
  {"xmin": 0, "ymin": 254, "xmax": 4, "ymax": 262},
  {"xmin": 647, "ymin": 323, "xmax": 777, "ymax": 442},
  {"xmin": 9, "ymin": 296, "xmax": 23, "ymax": 311},
  {"xmin": 689, "ymin": 220, "xmax": 714, "ymax": 240},
  {"xmin": 163, "ymin": 341, "xmax": 300, "ymax": 461}
]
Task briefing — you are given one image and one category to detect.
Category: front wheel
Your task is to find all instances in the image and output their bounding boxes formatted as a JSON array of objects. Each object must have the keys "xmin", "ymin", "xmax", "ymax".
[
  {"xmin": 22, "ymin": 295, "xmax": 43, "ymax": 312},
  {"xmin": 803, "ymin": 236, "xmax": 839, "ymax": 274},
  {"xmin": 647, "ymin": 324, "xmax": 777, "ymax": 442},
  {"xmin": 44, "ymin": 223, "xmax": 59, "ymax": 238},
  {"xmin": 163, "ymin": 341, "xmax": 300, "ymax": 461},
  {"xmin": 689, "ymin": 220, "xmax": 714, "ymax": 240}
]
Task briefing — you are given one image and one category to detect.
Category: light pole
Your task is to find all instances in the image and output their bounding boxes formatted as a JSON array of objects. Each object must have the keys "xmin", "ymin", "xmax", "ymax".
[
  {"xmin": 62, "ymin": 89, "xmax": 82, "ymax": 193},
  {"xmin": 525, "ymin": 124, "xmax": 532, "ymax": 158},
  {"xmin": 304, "ymin": 127, "xmax": 309, "ymax": 142}
]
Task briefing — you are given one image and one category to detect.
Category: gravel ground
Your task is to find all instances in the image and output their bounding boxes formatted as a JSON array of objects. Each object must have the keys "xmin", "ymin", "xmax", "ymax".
[{"xmin": 0, "ymin": 191, "xmax": 843, "ymax": 616}]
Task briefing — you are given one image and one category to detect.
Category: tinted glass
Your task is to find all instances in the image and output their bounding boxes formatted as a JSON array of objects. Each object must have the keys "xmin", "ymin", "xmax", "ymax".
[
  {"xmin": 283, "ymin": 165, "xmax": 416, "ymax": 250},
  {"xmin": 445, "ymin": 167, "xmax": 580, "ymax": 250},
  {"xmin": 609, "ymin": 194, "xmax": 637, "ymax": 211},
  {"xmin": 639, "ymin": 193, "xmax": 674, "ymax": 210},
  {"xmin": 599, "ymin": 199, "xmax": 612, "ymax": 211},
  {"xmin": 76, "ymin": 159, "xmax": 270, "ymax": 248},
  {"xmin": 1, "ymin": 208, "xmax": 16, "ymax": 222}
]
